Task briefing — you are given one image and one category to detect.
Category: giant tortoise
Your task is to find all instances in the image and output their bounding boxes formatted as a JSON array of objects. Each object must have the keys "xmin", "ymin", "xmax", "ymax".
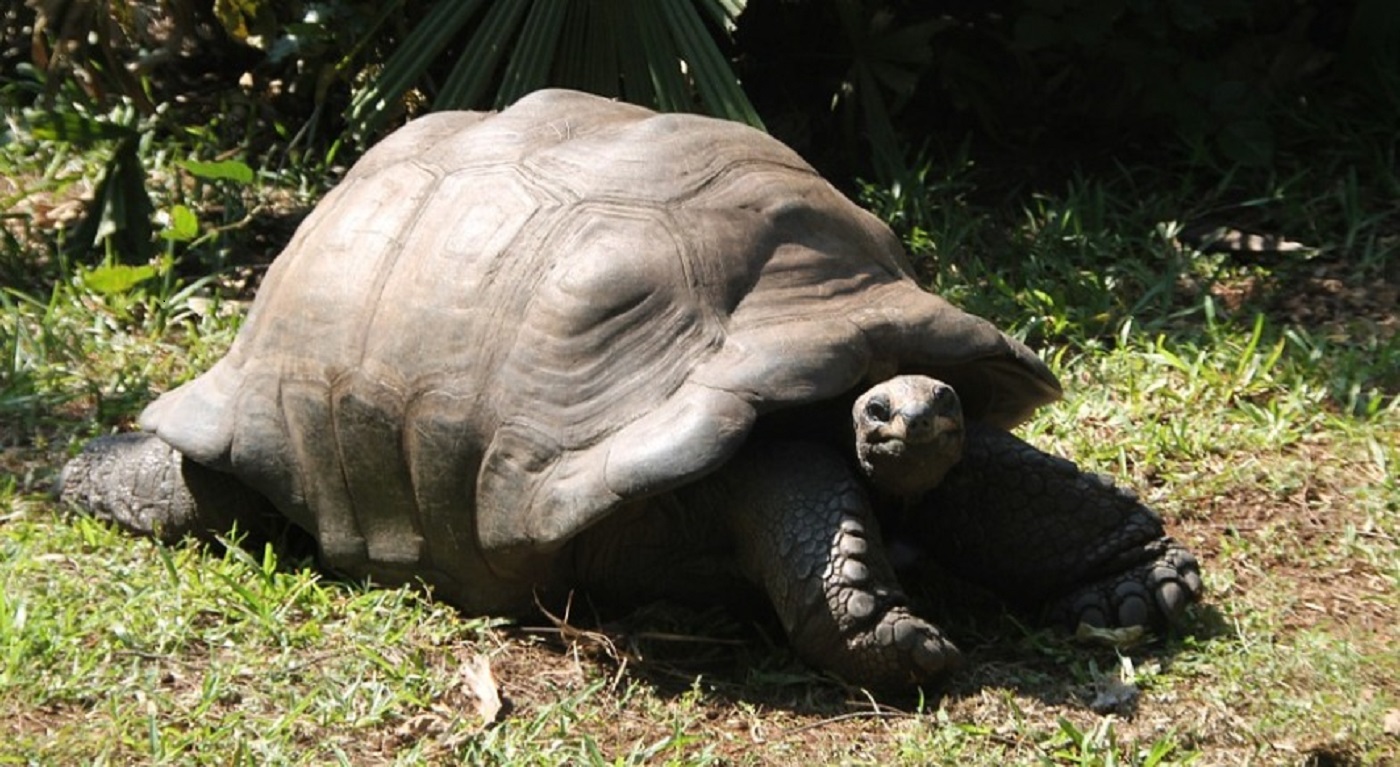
[{"xmin": 59, "ymin": 89, "xmax": 1202, "ymax": 691}]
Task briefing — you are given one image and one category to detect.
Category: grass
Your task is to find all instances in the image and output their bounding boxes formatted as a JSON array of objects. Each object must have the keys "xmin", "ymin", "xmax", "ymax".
[{"xmin": 2, "ymin": 90, "xmax": 1398, "ymax": 764}]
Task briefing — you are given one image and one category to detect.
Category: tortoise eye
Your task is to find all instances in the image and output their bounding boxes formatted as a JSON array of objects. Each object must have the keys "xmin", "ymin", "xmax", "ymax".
[{"xmin": 864, "ymin": 398, "xmax": 890, "ymax": 423}]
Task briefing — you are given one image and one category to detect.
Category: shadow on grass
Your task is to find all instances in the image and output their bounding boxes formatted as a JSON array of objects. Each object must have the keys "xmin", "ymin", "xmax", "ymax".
[
  {"xmin": 496, "ymin": 571, "xmax": 1236, "ymax": 717},
  {"xmin": 48, "ymin": 418, "xmax": 1236, "ymax": 719},
  {"xmin": 75, "ymin": 499, "xmax": 1227, "ymax": 719}
]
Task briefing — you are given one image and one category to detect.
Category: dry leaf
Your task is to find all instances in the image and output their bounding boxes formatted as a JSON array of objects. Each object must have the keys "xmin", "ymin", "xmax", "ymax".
[
  {"xmin": 1074, "ymin": 622, "xmax": 1146, "ymax": 648},
  {"xmin": 1179, "ymin": 224, "xmax": 1310, "ymax": 254},
  {"xmin": 460, "ymin": 653, "xmax": 503, "ymax": 726},
  {"xmin": 1384, "ymin": 708, "xmax": 1400, "ymax": 738}
]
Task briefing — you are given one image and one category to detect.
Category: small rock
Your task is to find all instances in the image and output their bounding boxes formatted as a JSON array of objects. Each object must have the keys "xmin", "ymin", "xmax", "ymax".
[{"xmin": 1090, "ymin": 677, "xmax": 1140, "ymax": 715}]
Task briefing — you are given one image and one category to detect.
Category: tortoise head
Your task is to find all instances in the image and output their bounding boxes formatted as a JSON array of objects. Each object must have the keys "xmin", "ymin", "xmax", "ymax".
[{"xmin": 852, "ymin": 375, "xmax": 965, "ymax": 499}]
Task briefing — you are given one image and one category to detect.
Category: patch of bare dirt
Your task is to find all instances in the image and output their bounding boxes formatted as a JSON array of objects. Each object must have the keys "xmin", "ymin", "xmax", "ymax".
[
  {"xmin": 1172, "ymin": 441, "xmax": 1397, "ymax": 652},
  {"xmin": 0, "ymin": 174, "xmax": 91, "ymax": 234},
  {"xmin": 0, "ymin": 167, "xmax": 90, "ymax": 286},
  {"xmin": 1203, "ymin": 258, "xmax": 1400, "ymax": 344}
]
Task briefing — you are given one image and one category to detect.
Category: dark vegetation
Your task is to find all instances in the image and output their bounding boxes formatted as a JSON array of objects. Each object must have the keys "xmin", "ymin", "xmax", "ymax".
[{"xmin": 9, "ymin": 0, "xmax": 1399, "ymax": 269}]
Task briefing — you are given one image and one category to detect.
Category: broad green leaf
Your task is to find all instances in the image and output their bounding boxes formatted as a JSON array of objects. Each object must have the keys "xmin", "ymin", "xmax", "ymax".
[
  {"xmin": 181, "ymin": 159, "xmax": 255, "ymax": 184},
  {"xmin": 67, "ymin": 136, "xmax": 155, "ymax": 264},
  {"xmin": 161, "ymin": 204, "xmax": 200, "ymax": 242},
  {"xmin": 630, "ymin": 0, "xmax": 692, "ymax": 112},
  {"xmin": 696, "ymin": 0, "xmax": 745, "ymax": 33},
  {"xmin": 352, "ymin": 0, "xmax": 758, "ymax": 131},
  {"xmin": 581, "ymin": 0, "xmax": 622, "ymax": 95},
  {"xmin": 856, "ymin": 64, "xmax": 903, "ymax": 180},
  {"xmin": 81, "ymin": 263, "xmax": 158, "ymax": 295}
]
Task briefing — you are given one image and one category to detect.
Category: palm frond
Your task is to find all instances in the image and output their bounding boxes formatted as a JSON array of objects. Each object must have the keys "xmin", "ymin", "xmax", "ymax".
[
  {"xmin": 348, "ymin": 0, "xmax": 760, "ymax": 139},
  {"xmin": 347, "ymin": 0, "xmax": 489, "ymax": 134},
  {"xmin": 436, "ymin": 1, "xmax": 533, "ymax": 109}
]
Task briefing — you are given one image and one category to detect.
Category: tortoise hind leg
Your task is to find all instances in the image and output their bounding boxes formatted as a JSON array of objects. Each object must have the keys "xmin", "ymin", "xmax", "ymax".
[
  {"xmin": 687, "ymin": 441, "xmax": 961, "ymax": 691},
  {"xmin": 909, "ymin": 425, "xmax": 1203, "ymax": 631},
  {"xmin": 57, "ymin": 432, "xmax": 281, "ymax": 545}
]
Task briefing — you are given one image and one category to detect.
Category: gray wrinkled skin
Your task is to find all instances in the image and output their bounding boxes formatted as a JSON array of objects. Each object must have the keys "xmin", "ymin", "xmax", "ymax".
[{"xmin": 58, "ymin": 90, "xmax": 1201, "ymax": 692}]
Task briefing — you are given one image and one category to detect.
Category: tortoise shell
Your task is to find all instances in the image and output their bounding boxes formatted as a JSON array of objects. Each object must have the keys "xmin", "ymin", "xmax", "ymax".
[{"xmin": 141, "ymin": 89, "xmax": 1060, "ymax": 610}]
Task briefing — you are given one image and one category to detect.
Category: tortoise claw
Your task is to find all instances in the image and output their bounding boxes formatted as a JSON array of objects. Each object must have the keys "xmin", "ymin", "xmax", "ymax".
[
  {"xmin": 1050, "ymin": 540, "xmax": 1203, "ymax": 631},
  {"xmin": 846, "ymin": 605, "xmax": 964, "ymax": 687}
]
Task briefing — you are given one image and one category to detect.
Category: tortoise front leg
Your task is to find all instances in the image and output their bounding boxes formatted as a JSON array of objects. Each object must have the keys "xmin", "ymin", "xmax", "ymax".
[
  {"xmin": 57, "ymin": 432, "xmax": 281, "ymax": 545},
  {"xmin": 908, "ymin": 425, "xmax": 1203, "ymax": 631},
  {"xmin": 688, "ymin": 441, "xmax": 961, "ymax": 691}
]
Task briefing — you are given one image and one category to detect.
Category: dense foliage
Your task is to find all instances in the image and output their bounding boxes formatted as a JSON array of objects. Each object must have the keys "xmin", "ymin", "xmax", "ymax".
[{"xmin": 14, "ymin": 1, "xmax": 1398, "ymax": 168}]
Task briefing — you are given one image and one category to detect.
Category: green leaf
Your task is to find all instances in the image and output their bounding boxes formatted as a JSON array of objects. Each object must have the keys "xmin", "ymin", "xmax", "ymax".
[
  {"xmin": 214, "ymin": 0, "xmax": 268, "ymax": 43},
  {"xmin": 25, "ymin": 110, "xmax": 136, "ymax": 146},
  {"xmin": 867, "ymin": 18, "xmax": 945, "ymax": 67},
  {"xmin": 180, "ymin": 159, "xmax": 255, "ymax": 185},
  {"xmin": 161, "ymin": 204, "xmax": 200, "ymax": 242},
  {"xmin": 856, "ymin": 64, "xmax": 904, "ymax": 180},
  {"xmin": 80, "ymin": 263, "xmax": 158, "ymax": 295},
  {"xmin": 629, "ymin": 0, "xmax": 693, "ymax": 111},
  {"xmin": 67, "ymin": 136, "xmax": 155, "ymax": 264},
  {"xmin": 696, "ymin": 0, "xmax": 745, "ymax": 33},
  {"xmin": 354, "ymin": 0, "xmax": 757, "ymax": 130},
  {"xmin": 558, "ymin": 0, "xmax": 620, "ymax": 96}
]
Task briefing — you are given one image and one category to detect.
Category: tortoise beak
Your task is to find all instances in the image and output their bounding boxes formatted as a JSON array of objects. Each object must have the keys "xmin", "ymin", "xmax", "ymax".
[{"xmin": 872, "ymin": 388, "xmax": 963, "ymax": 447}]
